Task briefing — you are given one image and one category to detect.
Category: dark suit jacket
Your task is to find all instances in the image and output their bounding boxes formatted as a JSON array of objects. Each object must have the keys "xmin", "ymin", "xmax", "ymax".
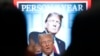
[
  {"xmin": 36, "ymin": 53, "xmax": 60, "ymax": 56},
  {"xmin": 29, "ymin": 31, "xmax": 65, "ymax": 55}
]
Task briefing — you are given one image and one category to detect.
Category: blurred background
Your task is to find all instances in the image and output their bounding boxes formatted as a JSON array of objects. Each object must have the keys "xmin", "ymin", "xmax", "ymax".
[{"xmin": 0, "ymin": 0, "xmax": 12, "ymax": 3}]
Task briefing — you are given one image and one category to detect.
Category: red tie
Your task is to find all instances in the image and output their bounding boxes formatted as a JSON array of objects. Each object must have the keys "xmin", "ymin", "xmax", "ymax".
[{"xmin": 54, "ymin": 45, "xmax": 57, "ymax": 53}]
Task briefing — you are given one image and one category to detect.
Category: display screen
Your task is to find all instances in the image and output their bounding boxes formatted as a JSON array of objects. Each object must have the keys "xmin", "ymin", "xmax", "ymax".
[{"xmin": 13, "ymin": 0, "xmax": 91, "ymax": 55}]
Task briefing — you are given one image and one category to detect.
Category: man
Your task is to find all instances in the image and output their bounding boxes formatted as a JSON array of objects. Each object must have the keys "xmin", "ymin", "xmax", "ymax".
[
  {"xmin": 37, "ymin": 33, "xmax": 59, "ymax": 56},
  {"xmin": 29, "ymin": 12, "xmax": 65, "ymax": 55}
]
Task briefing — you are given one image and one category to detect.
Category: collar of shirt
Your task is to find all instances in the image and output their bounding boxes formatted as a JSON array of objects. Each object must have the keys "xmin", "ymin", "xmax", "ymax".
[{"xmin": 42, "ymin": 52, "xmax": 54, "ymax": 56}]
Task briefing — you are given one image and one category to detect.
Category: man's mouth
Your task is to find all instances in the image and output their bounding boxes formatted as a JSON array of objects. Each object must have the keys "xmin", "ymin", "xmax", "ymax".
[{"xmin": 46, "ymin": 47, "xmax": 50, "ymax": 49}]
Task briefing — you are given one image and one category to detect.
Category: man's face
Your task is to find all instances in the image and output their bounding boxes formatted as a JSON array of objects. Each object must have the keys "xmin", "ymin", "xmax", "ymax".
[
  {"xmin": 39, "ymin": 35, "xmax": 54, "ymax": 55},
  {"xmin": 46, "ymin": 15, "xmax": 61, "ymax": 34}
]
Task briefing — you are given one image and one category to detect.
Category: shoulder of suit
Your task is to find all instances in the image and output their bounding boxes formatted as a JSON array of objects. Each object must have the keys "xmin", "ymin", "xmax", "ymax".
[
  {"xmin": 29, "ymin": 31, "xmax": 42, "ymax": 38},
  {"xmin": 29, "ymin": 31, "xmax": 40, "ymax": 34},
  {"xmin": 55, "ymin": 37, "xmax": 65, "ymax": 43},
  {"xmin": 54, "ymin": 52, "xmax": 60, "ymax": 56},
  {"xmin": 30, "ymin": 31, "xmax": 45, "ymax": 36}
]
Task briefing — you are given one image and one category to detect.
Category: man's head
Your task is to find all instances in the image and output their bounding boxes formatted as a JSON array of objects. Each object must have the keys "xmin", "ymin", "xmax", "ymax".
[
  {"xmin": 45, "ymin": 12, "xmax": 63, "ymax": 34},
  {"xmin": 38, "ymin": 33, "xmax": 54, "ymax": 55},
  {"xmin": 28, "ymin": 37, "xmax": 41, "ymax": 54}
]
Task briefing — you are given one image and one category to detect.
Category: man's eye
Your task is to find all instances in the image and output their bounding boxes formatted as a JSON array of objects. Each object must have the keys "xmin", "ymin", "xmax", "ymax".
[{"xmin": 56, "ymin": 21, "xmax": 60, "ymax": 24}]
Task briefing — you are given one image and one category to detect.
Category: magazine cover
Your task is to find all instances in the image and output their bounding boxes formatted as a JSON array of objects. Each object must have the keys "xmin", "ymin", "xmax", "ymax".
[{"xmin": 14, "ymin": 0, "xmax": 91, "ymax": 55}]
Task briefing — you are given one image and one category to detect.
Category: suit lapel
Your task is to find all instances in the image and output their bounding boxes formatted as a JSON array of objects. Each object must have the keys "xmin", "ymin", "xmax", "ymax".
[
  {"xmin": 55, "ymin": 37, "xmax": 61, "ymax": 54},
  {"xmin": 55, "ymin": 37, "xmax": 61, "ymax": 46}
]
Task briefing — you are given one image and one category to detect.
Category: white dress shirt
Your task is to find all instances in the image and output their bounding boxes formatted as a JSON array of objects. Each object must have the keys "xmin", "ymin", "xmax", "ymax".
[
  {"xmin": 54, "ymin": 37, "xmax": 60, "ymax": 54},
  {"xmin": 42, "ymin": 52, "xmax": 54, "ymax": 56}
]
